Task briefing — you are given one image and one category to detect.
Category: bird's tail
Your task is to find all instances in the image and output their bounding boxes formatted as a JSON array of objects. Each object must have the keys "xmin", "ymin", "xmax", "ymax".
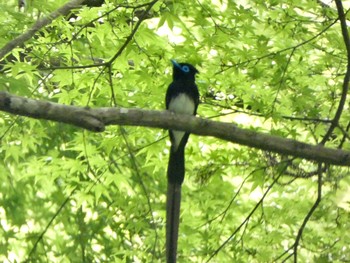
[
  {"xmin": 166, "ymin": 147, "xmax": 185, "ymax": 262},
  {"xmin": 167, "ymin": 146, "xmax": 185, "ymax": 184},
  {"xmin": 166, "ymin": 182, "xmax": 182, "ymax": 263}
]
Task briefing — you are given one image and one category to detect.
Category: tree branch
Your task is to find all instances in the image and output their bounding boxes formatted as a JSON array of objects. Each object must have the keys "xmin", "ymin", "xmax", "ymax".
[
  {"xmin": 0, "ymin": 0, "xmax": 86, "ymax": 60},
  {"xmin": 321, "ymin": 0, "xmax": 350, "ymax": 144},
  {"xmin": 292, "ymin": 163, "xmax": 323, "ymax": 262},
  {"xmin": 1, "ymin": 91, "xmax": 350, "ymax": 166}
]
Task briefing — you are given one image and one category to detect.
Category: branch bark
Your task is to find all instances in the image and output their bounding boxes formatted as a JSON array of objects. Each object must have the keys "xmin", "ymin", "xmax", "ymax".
[{"xmin": 1, "ymin": 92, "xmax": 350, "ymax": 166}]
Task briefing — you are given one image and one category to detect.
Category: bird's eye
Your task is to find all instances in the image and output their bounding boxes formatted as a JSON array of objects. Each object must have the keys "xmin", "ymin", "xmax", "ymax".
[{"xmin": 182, "ymin": 65, "xmax": 190, "ymax": 73}]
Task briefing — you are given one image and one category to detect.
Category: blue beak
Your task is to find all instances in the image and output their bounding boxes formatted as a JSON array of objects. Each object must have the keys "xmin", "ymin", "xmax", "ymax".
[{"xmin": 171, "ymin": 59, "xmax": 181, "ymax": 70}]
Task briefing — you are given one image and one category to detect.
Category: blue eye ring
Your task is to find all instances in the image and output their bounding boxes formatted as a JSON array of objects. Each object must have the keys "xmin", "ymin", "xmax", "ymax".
[
  {"xmin": 182, "ymin": 65, "xmax": 190, "ymax": 73},
  {"xmin": 170, "ymin": 59, "xmax": 191, "ymax": 73}
]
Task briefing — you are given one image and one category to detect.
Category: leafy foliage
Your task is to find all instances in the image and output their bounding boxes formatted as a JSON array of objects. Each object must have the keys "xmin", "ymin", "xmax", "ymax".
[{"xmin": 1, "ymin": 0, "xmax": 350, "ymax": 262}]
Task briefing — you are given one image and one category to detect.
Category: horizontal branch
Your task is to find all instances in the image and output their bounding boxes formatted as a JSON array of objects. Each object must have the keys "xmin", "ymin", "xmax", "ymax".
[{"xmin": 1, "ymin": 91, "xmax": 350, "ymax": 166}]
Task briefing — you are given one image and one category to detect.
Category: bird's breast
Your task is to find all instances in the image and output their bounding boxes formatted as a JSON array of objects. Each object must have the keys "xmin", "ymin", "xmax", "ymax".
[
  {"xmin": 168, "ymin": 93, "xmax": 195, "ymax": 151},
  {"xmin": 168, "ymin": 93, "xmax": 195, "ymax": 115}
]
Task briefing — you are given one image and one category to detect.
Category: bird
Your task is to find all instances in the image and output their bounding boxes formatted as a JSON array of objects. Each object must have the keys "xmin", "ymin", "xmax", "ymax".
[{"xmin": 165, "ymin": 59, "xmax": 199, "ymax": 263}]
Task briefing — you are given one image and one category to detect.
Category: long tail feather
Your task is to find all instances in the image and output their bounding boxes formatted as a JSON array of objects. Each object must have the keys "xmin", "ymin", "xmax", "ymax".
[
  {"xmin": 166, "ymin": 182, "xmax": 182, "ymax": 263},
  {"xmin": 166, "ymin": 146, "xmax": 185, "ymax": 263}
]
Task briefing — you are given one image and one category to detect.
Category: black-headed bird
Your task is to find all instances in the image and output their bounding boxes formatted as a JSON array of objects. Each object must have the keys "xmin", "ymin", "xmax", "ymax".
[{"xmin": 165, "ymin": 59, "xmax": 199, "ymax": 263}]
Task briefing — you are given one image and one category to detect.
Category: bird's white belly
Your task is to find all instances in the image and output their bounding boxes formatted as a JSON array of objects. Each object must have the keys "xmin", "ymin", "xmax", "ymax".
[
  {"xmin": 168, "ymin": 93, "xmax": 195, "ymax": 150},
  {"xmin": 169, "ymin": 93, "xmax": 195, "ymax": 114}
]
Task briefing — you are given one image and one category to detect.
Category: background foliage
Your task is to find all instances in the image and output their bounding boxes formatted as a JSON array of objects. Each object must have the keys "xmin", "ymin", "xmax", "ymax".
[{"xmin": 1, "ymin": 0, "xmax": 350, "ymax": 262}]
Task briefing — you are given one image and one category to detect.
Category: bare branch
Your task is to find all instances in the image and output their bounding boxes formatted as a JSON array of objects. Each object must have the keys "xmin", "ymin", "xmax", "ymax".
[
  {"xmin": 0, "ymin": 0, "xmax": 86, "ymax": 60},
  {"xmin": 292, "ymin": 164, "xmax": 323, "ymax": 262},
  {"xmin": 265, "ymin": 163, "xmax": 324, "ymax": 262},
  {"xmin": 0, "ymin": 92, "xmax": 105, "ymax": 131},
  {"xmin": 1, "ymin": 91, "xmax": 350, "ymax": 166},
  {"xmin": 321, "ymin": 0, "xmax": 350, "ymax": 144}
]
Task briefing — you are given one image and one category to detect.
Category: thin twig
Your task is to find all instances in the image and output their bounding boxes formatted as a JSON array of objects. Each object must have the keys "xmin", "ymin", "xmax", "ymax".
[
  {"xmin": 107, "ymin": 0, "xmax": 158, "ymax": 65},
  {"xmin": 271, "ymin": 47, "xmax": 296, "ymax": 113},
  {"xmin": 205, "ymin": 166, "xmax": 286, "ymax": 262},
  {"xmin": 215, "ymin": 18, "xmax": 338, "ymax": 75},
  {"xmin": 198, "ymin": 172, "xmax": 253, "ymax": 227},
  {"xmin": 0, "ymin": 0, "xmax": 86, "ymax": 60},
  {"xmin": 26, "ymin": 188, "xmax": 77, "ymax": 261},
  {"xmin": 118, "ymin": 127, "xmax": 159, "ymax": 260}
]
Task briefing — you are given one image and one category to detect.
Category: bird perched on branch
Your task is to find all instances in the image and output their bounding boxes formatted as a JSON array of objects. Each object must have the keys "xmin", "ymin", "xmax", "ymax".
[{"xmin": 165, "ymin": 59, "xmax": 199, "ymax": 263}]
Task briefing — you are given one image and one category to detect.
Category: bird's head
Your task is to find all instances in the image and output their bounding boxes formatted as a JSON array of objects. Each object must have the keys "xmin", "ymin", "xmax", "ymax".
[{"xmin": 171, "ymin": 59, "xmax": 198, "ymax": 81}]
